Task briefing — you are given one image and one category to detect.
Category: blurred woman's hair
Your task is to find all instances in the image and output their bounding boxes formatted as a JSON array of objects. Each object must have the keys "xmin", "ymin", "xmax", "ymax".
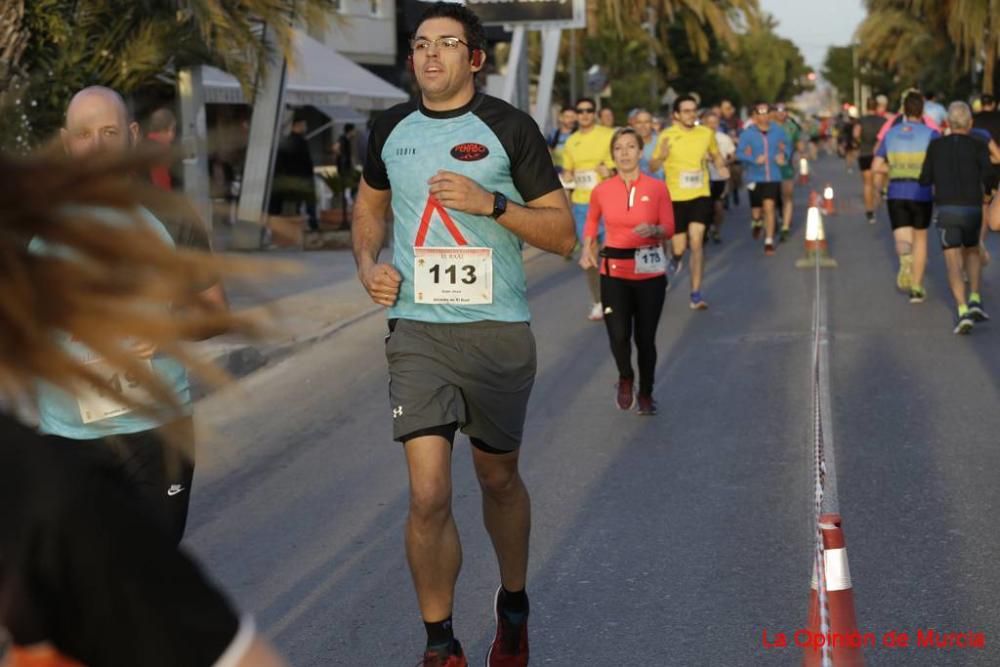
[{"xmin": 0, "ymin": 148, "xmax": 257, "ymax": 406}]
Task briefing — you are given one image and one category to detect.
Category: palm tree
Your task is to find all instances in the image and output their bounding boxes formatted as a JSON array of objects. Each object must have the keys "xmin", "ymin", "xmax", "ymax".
[
  {"xmin": 856, "ymin": 2, "xmax": 947, "ymax": 90},
  {"xmin": 859, "ymin": 0, "xmax": 1000, "ymax": 95},
  {"xmin": 0, "ymin": 0, "xmax": 28, "ymax": 95},
  {"xmin": 2, "ymin": 0, "xmax": 338, "ymax": 147},
  {"xmin": 598, "ymin": 0, "xmax": 758, "ymax": 67},
  {"xmin": 924, "ymin": 0, "xmax": 1000, "ymax": 94}
]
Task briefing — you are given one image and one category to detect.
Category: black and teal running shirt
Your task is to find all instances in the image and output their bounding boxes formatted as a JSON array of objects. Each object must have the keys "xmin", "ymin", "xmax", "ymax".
[{"xmin": 364, "ymin": 93, "xmax": 562, "ymax": 324}]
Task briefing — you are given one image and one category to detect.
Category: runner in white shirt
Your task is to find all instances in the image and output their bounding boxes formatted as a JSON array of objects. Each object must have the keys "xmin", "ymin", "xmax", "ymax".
[{"xmin": 701, "ymin": 109, "xmax": 736, "ymax": 244}]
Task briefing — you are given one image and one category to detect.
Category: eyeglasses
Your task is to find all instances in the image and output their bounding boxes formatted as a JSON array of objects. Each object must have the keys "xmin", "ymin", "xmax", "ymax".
[
  {"xmin": 411, "ymin": 36, "xmax": 470, "ymax": 52},
  {"xmin": 576, "ymin": 107, "xmax": 595, "ymax": 113}
]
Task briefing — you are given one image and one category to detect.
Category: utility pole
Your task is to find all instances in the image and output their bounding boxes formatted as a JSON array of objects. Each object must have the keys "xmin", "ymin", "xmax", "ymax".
[
  {"xmin": 645, "ymin": 6, "xmax": 657, "ymax": 109},
  {"xmin": 852, "ymin": 42, "xmax": 860, "ymax": 106},
  {"xmin": 569, "ymin": 29, "xmax": 577, "ymax": 105}
]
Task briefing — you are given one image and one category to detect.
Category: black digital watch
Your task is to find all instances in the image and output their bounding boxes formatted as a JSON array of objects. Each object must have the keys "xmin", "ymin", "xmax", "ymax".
[{"xmin": 491, "ymin": 191, "xmax": 508, "ymax": 219}]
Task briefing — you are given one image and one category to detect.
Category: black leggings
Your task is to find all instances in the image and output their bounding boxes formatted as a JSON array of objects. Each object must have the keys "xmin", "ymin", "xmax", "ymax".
[{"xmin": 600, "ymin": 274, "xmax": 667, "ymax": 396}]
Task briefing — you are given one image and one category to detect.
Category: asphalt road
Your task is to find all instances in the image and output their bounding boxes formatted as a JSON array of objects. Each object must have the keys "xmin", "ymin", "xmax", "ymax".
[{"xmin": 187, "ymin": 155, "xmax": 1000, "ymax": 666}]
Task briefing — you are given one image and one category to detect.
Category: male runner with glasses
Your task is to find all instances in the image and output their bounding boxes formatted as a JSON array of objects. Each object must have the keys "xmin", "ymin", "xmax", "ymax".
[
  {"xmin": 649, "ymin": 95, "xmax": 728, "ymax": 309},
  {"xmin": 352, "ymin": 3, "xmax": 575, "ymax": 665},
  {"xmin": 562, "ymin": 97, "xmax": 616, "ymax": 320}
]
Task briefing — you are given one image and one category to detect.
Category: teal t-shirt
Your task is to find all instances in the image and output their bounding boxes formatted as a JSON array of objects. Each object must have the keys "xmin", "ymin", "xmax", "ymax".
[
  {"xmin": 363, "ymin": 93, "xmax": 563, "ymax": 324},
  {"xmin": 31, "ymin": 207, "xmax": 192, "ymax": 439}
]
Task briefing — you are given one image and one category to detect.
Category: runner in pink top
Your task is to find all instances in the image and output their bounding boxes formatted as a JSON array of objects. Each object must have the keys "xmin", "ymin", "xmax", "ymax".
[{"xmin": 580, "ymin": 127, "xmax": 674, "ymax": 415}]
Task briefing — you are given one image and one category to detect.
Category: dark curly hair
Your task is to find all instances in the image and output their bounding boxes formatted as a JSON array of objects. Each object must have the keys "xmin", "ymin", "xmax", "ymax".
[{"xmin": 414, "ymin": 1, "xmax": 487, "ymax": 54}]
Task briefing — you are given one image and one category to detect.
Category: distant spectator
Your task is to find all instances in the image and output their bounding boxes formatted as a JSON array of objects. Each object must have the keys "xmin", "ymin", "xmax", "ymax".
[
  {"xmin": 146, "ymin": 107, "xmax": 177, "ymax": 191},
  {"xmin": 334, "ymin": 123, "xmax": 360, "ymax": 211},
  {"xmin": 270, "ymin": 110, "xmax": 318, "ymax": 231}
]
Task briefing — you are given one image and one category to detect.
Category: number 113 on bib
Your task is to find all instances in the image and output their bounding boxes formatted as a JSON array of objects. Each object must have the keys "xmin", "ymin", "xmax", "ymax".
[{"xmin": 413, "ymin": 247, "xmax": 493, "ymax": 305}]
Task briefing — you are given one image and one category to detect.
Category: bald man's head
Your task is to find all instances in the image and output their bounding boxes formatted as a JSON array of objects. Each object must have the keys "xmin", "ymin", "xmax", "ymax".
[{"xmin": 61, "ymin": 86, "xmax": 139, "ymax": 158}]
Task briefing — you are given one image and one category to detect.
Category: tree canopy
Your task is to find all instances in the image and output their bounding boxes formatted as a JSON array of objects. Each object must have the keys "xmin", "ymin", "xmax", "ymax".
[{"xmin": 0, "ymin": 0, "xmax": 335, "ymax": 150}]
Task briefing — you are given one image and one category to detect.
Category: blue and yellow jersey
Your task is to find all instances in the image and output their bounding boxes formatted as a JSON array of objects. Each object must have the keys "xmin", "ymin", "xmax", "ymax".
[
  {"xmin": 363, "ymin": 93, "xmax": 563, "ymax": 324},
  {"xmin": 875, "ymin": 120, "xmax": 939, "ymax": 201}
]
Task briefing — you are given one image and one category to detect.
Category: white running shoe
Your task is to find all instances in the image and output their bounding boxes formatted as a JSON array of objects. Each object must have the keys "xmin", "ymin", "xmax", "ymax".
[{"xmin": 588, "ymin": 302, "xmax": 604, "ymax": 321}]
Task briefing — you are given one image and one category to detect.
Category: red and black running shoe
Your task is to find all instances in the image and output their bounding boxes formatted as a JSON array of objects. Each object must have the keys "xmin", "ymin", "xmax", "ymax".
[
  {"xmin": 616, "ymin": 377, "xmax": 635, "ymax": 411},
  {"xmin": 486, "ymin": 587, "xmax": 529, "ymax": 667},
  {"xmin": 419, "ymin": 640, "xmax": 468, "ymax": 667}
]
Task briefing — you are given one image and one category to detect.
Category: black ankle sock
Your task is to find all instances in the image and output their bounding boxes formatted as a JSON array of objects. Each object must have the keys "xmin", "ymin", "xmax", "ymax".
[
  {"xmin": 424, "ymin": 617, "xmax": 455, "ymax": 650},
  {"xmin": 500, "ymin": 587, "xmax": 529, "ymax": 615},
  {"xmin": 672, "ymin": 253, "xmax": 684, "ymax": 263},
  {"xmin": 866, "ymin": 210, "xmax": 873, "ymax": 217}
]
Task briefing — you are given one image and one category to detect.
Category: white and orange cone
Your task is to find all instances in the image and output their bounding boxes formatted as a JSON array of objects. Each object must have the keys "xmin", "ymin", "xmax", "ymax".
[
  {"xmin": 796, "ymin": 192, "xmax": 838, "ymax": 268},
  {"xmin": 822, "ymin": 184, "xmax": 836, "ymax": 215},
  {"xmin": 803, "ymin": 514, "xmax": 865, "ymax": 667}
]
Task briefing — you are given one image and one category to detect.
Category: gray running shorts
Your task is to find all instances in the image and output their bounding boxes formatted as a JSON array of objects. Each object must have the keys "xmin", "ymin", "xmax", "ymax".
[{"xmin": 385, "ymin": 319, "xmax": 537, "ymax": 452}]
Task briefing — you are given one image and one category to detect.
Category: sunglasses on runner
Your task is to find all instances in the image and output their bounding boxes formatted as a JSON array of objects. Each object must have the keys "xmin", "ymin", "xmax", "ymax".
[{"xmin": 576, "ymin": 106, "xmax": 595, "ymax": 113}]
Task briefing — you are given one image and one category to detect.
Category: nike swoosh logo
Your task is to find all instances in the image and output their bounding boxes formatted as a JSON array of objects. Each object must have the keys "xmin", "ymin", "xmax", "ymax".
[{"xmin": 167, "ymin": 485, "xmax": 185, "ymax": 496}]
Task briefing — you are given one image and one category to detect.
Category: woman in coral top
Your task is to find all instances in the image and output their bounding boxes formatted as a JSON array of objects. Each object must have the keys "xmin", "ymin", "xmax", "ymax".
[{"xmin": 580, "ymin": 128, "xmax": 675, "ymax": 415}]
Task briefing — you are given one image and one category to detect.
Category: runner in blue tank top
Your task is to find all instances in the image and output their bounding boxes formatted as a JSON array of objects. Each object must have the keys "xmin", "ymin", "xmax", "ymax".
[
  {"xmin": 872, "ymin": 91, "xmax": 939, "ymax": 299},
  {"xmin": 351, "ymin": 3, "xmax": 574, "ymax": 665}
]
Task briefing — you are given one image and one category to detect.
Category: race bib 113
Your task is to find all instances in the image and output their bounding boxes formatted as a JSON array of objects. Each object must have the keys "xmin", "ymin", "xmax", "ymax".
[{"xmin": 413, "ymin": 247, "xmax": 493, "ymax": 305}]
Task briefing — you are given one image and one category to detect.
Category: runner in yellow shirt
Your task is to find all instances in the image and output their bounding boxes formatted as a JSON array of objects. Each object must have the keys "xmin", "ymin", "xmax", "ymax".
[
  {"xmin": 649, "ymin": 95, "xmax": 728, "ymax": 309},
  {"xmin": 562, "ymin": 97, "xmax": 617, "ymax": 320}
]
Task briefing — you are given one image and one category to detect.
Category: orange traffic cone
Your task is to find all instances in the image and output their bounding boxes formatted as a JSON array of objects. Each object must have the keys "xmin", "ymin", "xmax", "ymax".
[
  {"xmin": 823, "ymin": 184, "xmax": 836, "ymax": 215},
  {"xmin": 803, "ymin": 514, "xmax": 866, "ymax": 667},
  {"xmin": 799, "ymin": 157, "xmax": 810, "ymax": 185},
  {"xmin": 796, "ymin": 192, "xmax": 838, "ymax": 268}
]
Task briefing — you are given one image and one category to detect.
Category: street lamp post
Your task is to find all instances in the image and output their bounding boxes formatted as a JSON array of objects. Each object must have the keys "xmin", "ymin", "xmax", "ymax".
[{"xmin": 644, "ymin": 6, "xmax": 657, "ymax": 109}]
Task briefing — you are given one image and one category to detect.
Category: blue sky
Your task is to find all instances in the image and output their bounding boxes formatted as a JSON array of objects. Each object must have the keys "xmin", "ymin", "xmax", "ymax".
[{"xmin": 759, "ymin": 0, "xmax": 866, "ymax": 70}]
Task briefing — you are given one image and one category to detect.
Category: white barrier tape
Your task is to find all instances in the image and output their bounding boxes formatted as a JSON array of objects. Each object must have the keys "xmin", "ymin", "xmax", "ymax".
[
  {"xmin": 811, "ymin": 236, "xmax": 833, "ymax": 667},
  {"xmin": 810, "ymin": 548, "xmax": 853, "ymax": 592}
]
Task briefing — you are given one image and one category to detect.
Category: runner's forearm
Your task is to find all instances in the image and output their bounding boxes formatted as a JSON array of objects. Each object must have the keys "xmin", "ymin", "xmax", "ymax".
[
  {"xmin": 495, "ymin": 198, "xmax": 575, "ymax": 257},
  {"xmin": 352, "ymin": 182, "xmax": 391, "ymax": 272}
]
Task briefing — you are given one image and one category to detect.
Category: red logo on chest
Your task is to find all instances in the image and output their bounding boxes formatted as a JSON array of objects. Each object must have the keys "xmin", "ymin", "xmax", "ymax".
[{"xmin": 450, "ymin": 143, "xmax": 490, "ymax": 161}]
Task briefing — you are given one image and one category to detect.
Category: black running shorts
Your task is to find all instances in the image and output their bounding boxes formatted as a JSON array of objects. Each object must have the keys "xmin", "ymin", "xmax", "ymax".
[
  {"xmin": 386, "ymin": 319, "xmax": 537, "ymax": 453},
  {"xmin": 749, "ymin": 181, "xmax": 781, "ymax": 208},
  {"xmin": 858, "ymin": 155, "xmax": 874, "ymax": 172},
  {"xmin": 887, "ymin": 199, "xmax": 933, "ymax": 230},
  {"xmin": 94, "ymin": 417, "xmax": 195, "ymax": 546},
  {"xmin": 937, "ymin": 205, "xmax": 982, "ymax": 249},
  {"xmin": 672, "ymin": 196, "xmax": 713, "ymax": 234}
]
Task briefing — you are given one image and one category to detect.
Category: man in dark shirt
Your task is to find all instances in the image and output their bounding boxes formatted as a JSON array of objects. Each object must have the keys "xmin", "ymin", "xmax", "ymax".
[
  {"xmin": 270, "ymin": 110, "xmax": 318, "ymax": 231},
  {"xmin": 854, "ymin": 98, "xmax": 886, "ymax": 223},
  {"xmin": 335, "ymin": 123, "xmax": 359, "ymax": 211},
  {"xmin": 919, "ymin": 101, "xmax": 993, "ymax": 334},
  {"xmin": 973, "ymin": 94, "xmax": 1000, "ymax": 142}
]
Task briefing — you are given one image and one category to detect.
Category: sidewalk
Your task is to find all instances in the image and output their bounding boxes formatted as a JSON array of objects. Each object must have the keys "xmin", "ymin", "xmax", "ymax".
[{"xmin": 194, "ymin": 223, "xmax": 548, "ymax": 391}]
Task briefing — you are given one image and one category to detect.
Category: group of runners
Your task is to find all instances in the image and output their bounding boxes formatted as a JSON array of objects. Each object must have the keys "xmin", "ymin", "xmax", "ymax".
[
  {"xmin": 7, "ymin": 2, "xmax": 1000, "ymax": 666},
  {"xmin": 853, "ymin": 89, "xmax": 999, "ymax": 334}
]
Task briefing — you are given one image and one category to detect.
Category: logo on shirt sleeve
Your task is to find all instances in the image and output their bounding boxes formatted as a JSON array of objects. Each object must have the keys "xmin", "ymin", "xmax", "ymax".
[{"xmin": 450, "ymin": 143, "xmax": 490, "ymax": 161}]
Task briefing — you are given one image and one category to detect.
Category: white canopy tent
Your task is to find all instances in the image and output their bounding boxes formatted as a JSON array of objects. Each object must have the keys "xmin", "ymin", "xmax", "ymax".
[{"xmin": 201, "ymin": 29, "xmax": 409, "ymax": 110}]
